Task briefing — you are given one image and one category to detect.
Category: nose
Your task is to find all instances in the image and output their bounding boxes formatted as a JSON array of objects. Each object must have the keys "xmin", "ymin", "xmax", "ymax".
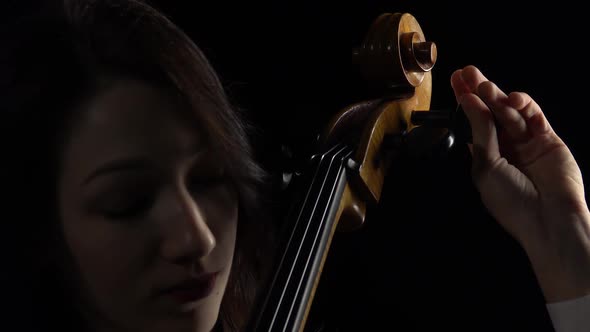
[{"xmin": 159, "ymin": 188, "xmax": 216, "ymax": 264}]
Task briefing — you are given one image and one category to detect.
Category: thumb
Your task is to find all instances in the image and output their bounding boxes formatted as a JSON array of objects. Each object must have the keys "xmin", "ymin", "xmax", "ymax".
[{"xmin": 460, "ymin": 93, "xmax": 501, "ymax": 181}]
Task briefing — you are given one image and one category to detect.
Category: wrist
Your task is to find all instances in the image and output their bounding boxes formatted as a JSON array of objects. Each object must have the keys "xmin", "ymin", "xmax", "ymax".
[{"xmin": 523, "ymin": 208, "xmax": 590, "ymax": 303}]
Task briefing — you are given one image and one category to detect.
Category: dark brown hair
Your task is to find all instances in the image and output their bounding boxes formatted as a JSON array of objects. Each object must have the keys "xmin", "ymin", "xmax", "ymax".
[{"xmin": 1, "ymin": 0, "xmax": 272, "ymax": 330}]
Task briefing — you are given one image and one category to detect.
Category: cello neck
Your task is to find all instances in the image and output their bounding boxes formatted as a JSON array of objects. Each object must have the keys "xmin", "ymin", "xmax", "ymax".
[{"xmin": 249, "ymin": 144, "xmax": 353, "ymax": 332}]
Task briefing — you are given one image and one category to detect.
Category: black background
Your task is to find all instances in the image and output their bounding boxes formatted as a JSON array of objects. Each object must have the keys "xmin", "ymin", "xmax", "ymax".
[
  {"xmin": 4, "ymin": 1, "xmax": 588, "ymax": 331},
  {"xmin": 152, "ymin": 2, "xmax": 586, "ymax": 331}
]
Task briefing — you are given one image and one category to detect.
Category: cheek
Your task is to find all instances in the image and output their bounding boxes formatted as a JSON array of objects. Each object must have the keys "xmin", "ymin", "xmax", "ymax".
[
  {"xmin": 207, "ymin": 196, "xmax": 238, "ymax": 304},
  {"xmin": 199, "ymin": 186, "xmax": 239, "ymax": 280},
  {"xmin": 210, "ymin": 195, "xmax": 239, "ymax": 262},
  {"xmin": 197, "ymin": 183, "xmax": 239, "ymax": 239},
  {"xmin": 60, "ymin": 211, "xmax": 152, "ymax": 305}
]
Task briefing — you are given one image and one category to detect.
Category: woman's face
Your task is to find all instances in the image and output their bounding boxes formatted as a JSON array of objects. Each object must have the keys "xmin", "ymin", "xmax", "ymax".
[{"xmin": 57, "ymin": 79, "xmax": 237, "ymax": 332}]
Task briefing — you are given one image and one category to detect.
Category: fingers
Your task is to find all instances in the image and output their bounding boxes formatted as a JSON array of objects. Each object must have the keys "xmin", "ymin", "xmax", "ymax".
[
  {"xmin": 460, "ymin": 92, "xmax": 500, "ymax": 162},
  {"xmin": 461, "ymin": 65, "xmax": 489, "ymax": 92},
  {"xmin": 450, "ymin": 69, "xmax": 470, "ymax": 102},
  {"xmin": 451, "ymin": 65, "xmax": 550, "ymax": 147},
  {"xmin": 451, "ymin": 66, "xmax": 501, "ymax": 162},
  {"xmin": 507, "ymin": 92, "xmax": 551, "ymax": 136},
  {"xmin": 450, "ymin": 65, "xmax": 489, "ymax": 102},
  {"xmin": 477, "ymin": 81, "xmax": 528, "ymax": 141}
]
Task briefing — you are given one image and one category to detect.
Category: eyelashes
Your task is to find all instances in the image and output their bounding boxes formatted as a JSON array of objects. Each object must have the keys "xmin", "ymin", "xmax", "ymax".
[
  {"xmin": 100, "ymin": 172, "xmax": 231, "ymax": 222},
  {"xmin": 102, "ymin": 194, "xmax": 154, "ymax": 220}
]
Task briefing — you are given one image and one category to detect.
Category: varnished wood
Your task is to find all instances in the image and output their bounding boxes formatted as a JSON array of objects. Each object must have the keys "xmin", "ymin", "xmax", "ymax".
[
  {"xmin": 335, "ymin": 183, "xmax": 367, "ymax": 232},
  {"xmin": 352, "ymin": 13, "xmax": 436, "ymax": 92},
  {"xmin": 250, "ymin": 12, "xmax": 437, "ymax": 332},
  {"xmin": 324, "ymin": 12, "xmax": 434, "ymax": 204},
  {"xmin": 297, "ymin": 183, "xmax": 362, "ymax": 331},
  {"xmin": 355, "ymin": 72, "xmax": 431, "ymax": 203}
]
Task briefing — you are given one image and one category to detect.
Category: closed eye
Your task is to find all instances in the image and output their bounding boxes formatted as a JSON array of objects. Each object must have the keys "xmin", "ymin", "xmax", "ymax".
[{"xmin": 103, "ymin": 195, "xmax": 154, "ymax": 219}]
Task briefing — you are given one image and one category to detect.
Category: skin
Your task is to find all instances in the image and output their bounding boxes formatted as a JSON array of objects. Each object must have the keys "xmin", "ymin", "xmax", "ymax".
[
  {"xmin": 45, "ymin": 65, "xmax": 589, "ymax": 332},
  {"xmin": 451, "ymin": 65, "xmax": 590, "ymax": 303},
  {"xmin": 57, "ymin": 79, "xmax": 237, "ymax": 332}
]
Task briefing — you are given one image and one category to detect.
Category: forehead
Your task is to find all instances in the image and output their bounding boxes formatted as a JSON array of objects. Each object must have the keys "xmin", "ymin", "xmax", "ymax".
[
  {"xmin": 84, "ymin": 79, "xmax": 198, "ymax": 143},
  {"xmin": 61, "ymin": 79, "xmax": 206, "ymax": 177}
]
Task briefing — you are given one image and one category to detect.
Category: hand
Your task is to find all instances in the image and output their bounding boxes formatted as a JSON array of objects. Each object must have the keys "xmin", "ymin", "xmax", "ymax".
[{"xmin": 450, "ymin": 65, "xmax": 590, "ymax": 302}]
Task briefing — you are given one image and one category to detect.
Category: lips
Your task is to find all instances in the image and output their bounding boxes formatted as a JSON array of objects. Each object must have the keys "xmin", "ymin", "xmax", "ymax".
[{"xmin": 161, "ymin": 272, "xmax": 218, "ymax": 304}]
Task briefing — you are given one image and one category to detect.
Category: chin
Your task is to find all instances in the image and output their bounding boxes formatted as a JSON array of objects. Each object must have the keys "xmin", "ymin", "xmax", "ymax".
[
  {"xmin": 141, "ymin": 297, "xmax": 222, "ymax": 332},
  {"xmin": 190, "ymin": 294, "xmax": 223, "ymax": 332},
  {"xmin": 146, "ymin": 311, "xmax": 218, "ymax": 332}
]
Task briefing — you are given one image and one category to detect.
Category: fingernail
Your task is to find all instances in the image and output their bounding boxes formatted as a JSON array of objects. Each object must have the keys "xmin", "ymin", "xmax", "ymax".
[{"xmin": 458, "ymin": 94, "xmax": 466, "ymax": 105}]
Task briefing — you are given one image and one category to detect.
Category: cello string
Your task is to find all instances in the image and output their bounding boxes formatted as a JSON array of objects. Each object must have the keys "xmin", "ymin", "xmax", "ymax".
[
  {"xmin": 266, "ymin": 143, "xmax": 343, "ymax": 329},
  {"xmin": 282, "ymin": 146, "xmax": 352, "ymax": 331},
  {"xmin": 274, "ymin": 144, "xmax": 348, "ymax": 330}
]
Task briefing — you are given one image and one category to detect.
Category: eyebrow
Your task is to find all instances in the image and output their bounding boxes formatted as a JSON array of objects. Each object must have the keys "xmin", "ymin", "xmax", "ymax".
[
  {"xmin": 81, "ymin": 147, "xmax": 210, "ymax": 187},
  {"xmin": 82, "ymin": 157, "xmax": 152, "ymax": 186}
]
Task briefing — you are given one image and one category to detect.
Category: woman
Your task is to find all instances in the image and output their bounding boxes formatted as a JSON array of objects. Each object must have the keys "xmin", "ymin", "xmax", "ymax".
[
  {"xmin": 2, "ymin": 1, "xmax": 589, "ymax": 332},
  {"xmin": 2, "ymin": 0, "xmax": 273, "ymax": 331}
]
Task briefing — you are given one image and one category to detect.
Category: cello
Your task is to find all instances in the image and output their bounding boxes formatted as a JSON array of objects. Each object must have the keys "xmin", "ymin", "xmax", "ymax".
[{"xmin": 247, "ymin": 12, "xmax": 469, "ymax": 332}]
